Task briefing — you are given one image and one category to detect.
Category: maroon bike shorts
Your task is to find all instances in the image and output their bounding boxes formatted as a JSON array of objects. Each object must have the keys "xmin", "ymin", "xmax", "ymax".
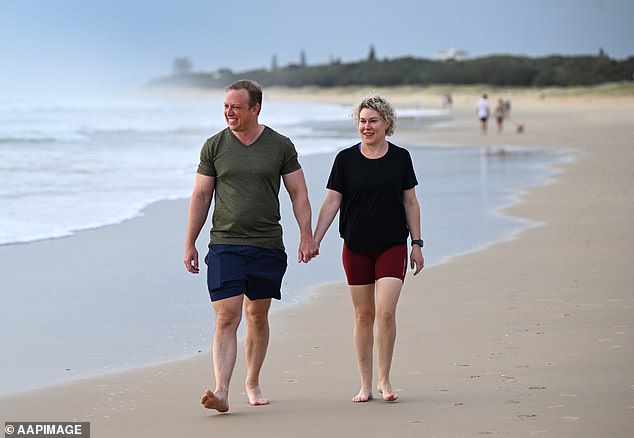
[{"xmin": 342, "ymin": 242, "xmax": 407, "ymax": 285}]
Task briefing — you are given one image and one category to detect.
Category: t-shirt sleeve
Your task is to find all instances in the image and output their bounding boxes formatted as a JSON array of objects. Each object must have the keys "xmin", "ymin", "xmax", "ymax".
[
  {"xmin": 326, "ymin": 151, "xmax": 345, "ymax": 194},
  {"xmin": 197, "ymin": 137, "xmax": 217, "ymax": 177},
  {"xmin": 280, "ymin": 137, "xmax": 301, "ymax": 175},
  {"xmin": 402, "ymin": 150, "xmax": 418, "ymax": 190}
]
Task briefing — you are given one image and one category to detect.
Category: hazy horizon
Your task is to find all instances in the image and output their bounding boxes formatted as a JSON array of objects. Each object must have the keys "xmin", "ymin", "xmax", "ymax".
[{"xmin": 1, "ymin": 0, "xmax": 633, "ymax": 98}]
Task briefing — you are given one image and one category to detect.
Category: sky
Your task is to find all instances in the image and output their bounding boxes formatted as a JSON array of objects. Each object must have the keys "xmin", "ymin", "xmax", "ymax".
[{"xmin": 1, "ymin": 0, "xmax": 633, "ymax": 95}]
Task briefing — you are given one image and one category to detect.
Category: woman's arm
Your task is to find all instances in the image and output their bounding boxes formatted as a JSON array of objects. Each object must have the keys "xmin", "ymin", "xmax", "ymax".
[{"xmin": 403, "ymin": 187, "xmax": 424, "ymax": 275}]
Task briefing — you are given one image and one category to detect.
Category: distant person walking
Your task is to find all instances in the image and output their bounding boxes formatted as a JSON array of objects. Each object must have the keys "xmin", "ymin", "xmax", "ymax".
[
  {"xmin": 312, "ymin": 95, "xmax": 425, "ymax": 403},
  {"xmin": 476, "ymin": 94, "xmax": 490, "ymax": 134},
  {"xmin": 184, "ymin": 79, "xmax": 315, "ymax": 413},
  {"xmin": 495, "ymin": 98, "xmax": 506, "ymax": 133},
  {"xmin": 442, "ymin": 93, "xmax": 453, "ymax": 108}
]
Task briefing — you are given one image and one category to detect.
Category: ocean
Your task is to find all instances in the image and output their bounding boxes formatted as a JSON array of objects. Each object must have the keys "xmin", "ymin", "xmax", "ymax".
[
  {"xmin": 0, "ymin": 94, "xmax": 353, "ymax": 245},
  {"xmin": 0, "ymin": 93, "xmax": 571, "ymax": 394}
]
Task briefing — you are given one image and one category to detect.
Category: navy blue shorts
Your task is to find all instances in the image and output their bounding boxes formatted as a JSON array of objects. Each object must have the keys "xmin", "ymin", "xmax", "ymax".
[{"xmin": 204, "ymin": 244, "xmax": 287, "ymax": 302}]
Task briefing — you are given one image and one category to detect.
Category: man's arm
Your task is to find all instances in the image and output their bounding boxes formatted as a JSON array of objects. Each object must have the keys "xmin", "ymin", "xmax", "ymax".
[
  {"xmin": 282, "ymin": 168, "xmax": 314, "ymax": 263},
  {"xmin": 184, "ymin": 173, "xmax": 215, "ymax": 274}
]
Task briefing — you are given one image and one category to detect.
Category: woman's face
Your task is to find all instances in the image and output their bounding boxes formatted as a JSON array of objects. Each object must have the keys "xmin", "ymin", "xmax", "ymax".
[{"xmin": 358, "ymin": 108, "xmax": 388, "ymax": 146}]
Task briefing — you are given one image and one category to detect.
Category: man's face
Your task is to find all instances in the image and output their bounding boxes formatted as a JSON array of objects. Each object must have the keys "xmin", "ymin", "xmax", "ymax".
[{"xmin": 224, "ymin": 89, "xmax": 260, "ymax": 132}]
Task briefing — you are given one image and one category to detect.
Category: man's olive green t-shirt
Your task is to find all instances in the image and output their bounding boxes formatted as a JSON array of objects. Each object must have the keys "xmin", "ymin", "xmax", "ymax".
[{"xmin": 197, "ymin": 126, "xmax": 301, "ymax": 251}]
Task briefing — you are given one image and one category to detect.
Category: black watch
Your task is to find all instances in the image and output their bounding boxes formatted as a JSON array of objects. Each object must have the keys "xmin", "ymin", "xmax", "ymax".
[{"xmin": 411, "ymin": 239, "xmax": 424, "ymax": 247}]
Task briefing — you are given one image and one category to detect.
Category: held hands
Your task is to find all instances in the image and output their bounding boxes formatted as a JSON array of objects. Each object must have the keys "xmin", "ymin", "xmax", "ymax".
[{"xmin": 297, "ymin": 237, "xmax": 320, "ymax": 263}]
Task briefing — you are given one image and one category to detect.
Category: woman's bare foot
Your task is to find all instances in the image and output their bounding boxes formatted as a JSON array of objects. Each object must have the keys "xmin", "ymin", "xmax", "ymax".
[
  {"xmin": 201, "ymin": 389, "xmax": 229, "ymax": 412},
  {"xmin": 352, "ymin": 388, "xmax": 373, "ymax": 403},
  {"xmin": 377, "ymin": 383, "xmax": 399, "ymax": 401},
  {"xmin": 246, "ymin": 385, "xmax": 270, "ymax": 406}
]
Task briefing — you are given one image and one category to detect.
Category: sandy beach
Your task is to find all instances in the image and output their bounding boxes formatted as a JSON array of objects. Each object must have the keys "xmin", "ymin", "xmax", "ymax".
[{"xmin": 1, "ymin": 85, "xmax": 633, "ymax": 437}]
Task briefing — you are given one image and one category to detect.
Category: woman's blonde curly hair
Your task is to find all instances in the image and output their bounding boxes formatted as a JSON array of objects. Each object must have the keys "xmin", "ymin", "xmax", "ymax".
[{"xmin": 351, "ymin": 95, "xmax": 397, "ymax": 136}]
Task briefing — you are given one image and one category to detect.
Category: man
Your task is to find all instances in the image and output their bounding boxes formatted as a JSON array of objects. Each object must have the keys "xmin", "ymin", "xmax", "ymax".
[
  {"xmin": 184, "ymin": 80, "xmax": 314, "ymax": 413},
  {"xmin": 476, "ymin": 93, "xmax": 490, "ymax": 134}
]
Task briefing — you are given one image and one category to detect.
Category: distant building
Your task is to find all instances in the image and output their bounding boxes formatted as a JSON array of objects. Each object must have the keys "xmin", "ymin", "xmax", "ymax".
[{"xmin": 436, "ymin": 48, "xmax": 468, "ymax": 61}]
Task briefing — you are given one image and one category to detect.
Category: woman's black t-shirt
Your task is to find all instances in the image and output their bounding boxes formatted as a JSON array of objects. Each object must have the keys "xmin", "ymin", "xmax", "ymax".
[{"xmin": 326, "ymin": 142, "xmax": 418, "ymax": 253}]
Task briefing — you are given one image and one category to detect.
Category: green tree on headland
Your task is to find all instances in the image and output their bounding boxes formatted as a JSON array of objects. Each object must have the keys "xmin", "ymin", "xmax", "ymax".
[{"xmin": 368, "ymin": 45, "xmax": 376, "ymax": 62}]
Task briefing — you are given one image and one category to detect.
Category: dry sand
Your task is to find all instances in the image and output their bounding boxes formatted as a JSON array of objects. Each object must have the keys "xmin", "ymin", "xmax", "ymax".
[{"xmin": 1, "ymin": 85, "xmax": 633, "ymax": 437}]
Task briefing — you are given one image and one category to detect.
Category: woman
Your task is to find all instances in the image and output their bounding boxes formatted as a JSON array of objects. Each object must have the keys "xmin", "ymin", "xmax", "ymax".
[
  {"xmin": 494, "ymin": 98, "xmax": 506, "ymax": 133},
  {"xmin": 313, "ymin": 96, "xmax": 425, "ymax": 402}
]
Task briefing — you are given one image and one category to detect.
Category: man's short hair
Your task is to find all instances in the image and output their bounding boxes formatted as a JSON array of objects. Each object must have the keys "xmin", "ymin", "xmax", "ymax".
[{"xmin": 226, "ymin": 80, "xmax": 263, "ymax": 109}]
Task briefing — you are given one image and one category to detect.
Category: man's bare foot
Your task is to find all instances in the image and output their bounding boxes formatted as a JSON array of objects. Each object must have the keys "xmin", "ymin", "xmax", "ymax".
[
  {"xmin": 377, "ymin": 383, "xmax": 399, "ymax": 401},
  {"xmin": 352, "ymin": 388, "xmax": 373, "ymax": 403},
  {"xmin": 201, "ymin": 389, "xmax": 229, "ymax": 412},
  {"xmin": 246, "ymin": 386, "xmax": 270, "ymax": 406}
]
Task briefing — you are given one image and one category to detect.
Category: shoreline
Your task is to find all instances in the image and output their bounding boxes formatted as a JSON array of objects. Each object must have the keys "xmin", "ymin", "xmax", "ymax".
[
  {"xmin": 0, "ymin": 142, "xmax": 564, "ymax": 396},
  {"xmin": 1, "ymin": 87, "xmax": 633, "ymax": 437}
]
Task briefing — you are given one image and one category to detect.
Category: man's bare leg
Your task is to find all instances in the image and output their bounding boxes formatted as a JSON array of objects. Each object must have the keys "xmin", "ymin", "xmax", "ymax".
[
  {"xmin": 244, "ymin": 297, "xmax": 272, "ymax": 406},
  {"xmin": 201, "ymin": 295, "xmax": 243, "ymax": 412},
  {"xmin": 349, "ymin": 284, "xmax": 375, "ymax": 402},
  {"xmin": 375, "ymin": 277, "xmax": 402, "ymax": 401}
]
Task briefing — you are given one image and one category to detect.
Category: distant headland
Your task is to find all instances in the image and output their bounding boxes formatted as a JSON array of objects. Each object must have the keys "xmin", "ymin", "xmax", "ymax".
[{"xmin": 148, "ymin": 50, "xmax": 634, "ymax": 90}]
